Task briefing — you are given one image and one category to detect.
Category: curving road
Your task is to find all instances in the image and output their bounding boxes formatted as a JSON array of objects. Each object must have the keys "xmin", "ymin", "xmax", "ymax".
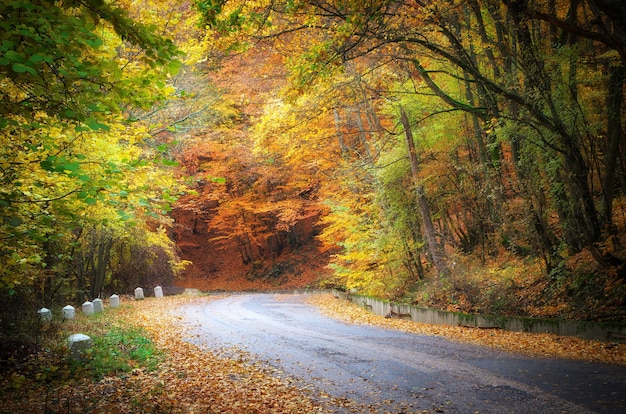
[{"xmin": 178, "ymin": 293, "xmax": 626, "ymax": 413}]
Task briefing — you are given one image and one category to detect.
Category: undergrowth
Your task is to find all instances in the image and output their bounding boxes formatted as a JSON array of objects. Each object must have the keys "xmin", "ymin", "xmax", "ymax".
[
  {"xmin": 83, "ymin": 323, "xmax": 161, "ymax": 379},
  {"xmin": 399, "ymin": 251, "xmax": 626, "ymax": 322},
  {"xmin": 0, "ymin": 304, "xmax": 161, "ymax": 412}
]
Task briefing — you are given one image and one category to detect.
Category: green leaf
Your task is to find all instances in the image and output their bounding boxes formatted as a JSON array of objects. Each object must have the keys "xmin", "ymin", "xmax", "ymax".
[
  {"xmin": 167, "ymin": 60, "xmax": 182, "ymax": 75},
  {"xmin": 85, "ymin": 37, "xmax": 103, "ymax": 48},
  {"xmin": 210, "ymin": 176, "xmax": 227, "ymax": 184},
  {"xmin": 85, "ymin": 117, "xmax": 110, "ymax": 131},
  {"xmin": 40, "ymin": 158, "xmax": 55, "ymax": 172},
  {"xmin": 62, "ymin": 162, "xmax": 80, "ymax": 172},
  {"xmin": 87, "ymin": 104, "xmax": 103, "ymax": 112},
  {"xmin": 4, "ymin": 50, "xmax": 20, "ymax": 62},
  {"xmin": 12, "ymin": 62, "xmax": 37, "ymax": 76},
  {"xmin": 117, "ymin": 210, "xmax": 133, "ymax": 221},
  {"xmin": 1, "ymin": 39, "xmax": 16, "ymax": 50},
  {"xmin": 161, "ymin": 159, "xmax": 179, "ymax": 166},
  {"xmin": 84, "ymin": 197, "xmax": 97, "ymax": 205},
  {"xmin": 29, "ymin": 53, "xmax": 47, "ymax": 63},
  {"xmin": 7, "ymin": 216, "xmax": 23, "ymax": 227}
]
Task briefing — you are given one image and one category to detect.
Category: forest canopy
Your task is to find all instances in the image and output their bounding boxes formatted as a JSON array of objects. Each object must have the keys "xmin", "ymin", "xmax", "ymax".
[
  {"xmin": 194, "ymin": 0, "xmax": 626, "ymax": 319},
  {"xmin": 2, "ymin": 0, "xmax": 626, "ymax": 325},
  {"xmin": 0, "ymin": 0, "xmax": 189, "ymax": 322}
]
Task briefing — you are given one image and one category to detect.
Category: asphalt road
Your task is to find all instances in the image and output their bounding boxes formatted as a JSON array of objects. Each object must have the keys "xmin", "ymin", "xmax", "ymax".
[{"xmin": 178, "ymin": 293, "xmax": 626, "ymax": 413}]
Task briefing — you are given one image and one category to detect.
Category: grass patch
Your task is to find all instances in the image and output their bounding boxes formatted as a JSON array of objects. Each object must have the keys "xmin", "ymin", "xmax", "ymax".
[
  {"xmin": 1, "ymin": 302, "xmax": 165, "ymax": 413},
  {"xmin": 80, "ymin": 325, "xmax": 161, "ymax": 379},
  {"xmin": 1, "ymin": 304, "xmax": 163, "ymax": 397}
]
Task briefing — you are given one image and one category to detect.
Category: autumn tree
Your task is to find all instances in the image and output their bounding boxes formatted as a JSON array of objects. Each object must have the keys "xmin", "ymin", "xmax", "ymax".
[
  {"xmin": 201, "ymin": 0, "xmax": 626, "ymax": 279},
  {"xmin": 0, "ymin": 0, "xmax": 188, "ymax": 324}
]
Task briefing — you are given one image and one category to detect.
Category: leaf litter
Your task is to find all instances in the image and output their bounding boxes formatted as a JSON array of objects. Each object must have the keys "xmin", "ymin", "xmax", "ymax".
[
  {"xmin": 306, "ymin": 293, "xmax": 626, "ymax": 366},
  {"xmin": 0, "ymin": 295, "xmax": 366, "ymax": 413},
  {"xmin": 2, "ymin": 293, "xmax": 623, "ymax": 414}
]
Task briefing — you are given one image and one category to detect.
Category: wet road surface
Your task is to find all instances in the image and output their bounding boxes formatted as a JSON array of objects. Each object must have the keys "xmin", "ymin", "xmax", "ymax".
[{"xmin": 178, "ymin": 293, "xmax": 626, "ymax": 413}]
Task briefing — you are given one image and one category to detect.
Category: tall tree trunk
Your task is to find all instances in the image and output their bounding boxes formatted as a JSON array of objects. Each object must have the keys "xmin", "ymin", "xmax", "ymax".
[
  {"xmin": 602, "ymin": 62, "xmax": 625, "ymax": 224},
  {"xmin": 90, "ymin": 233, "xmax": 113, "ymax": 299},
  {"xmin": 353, "ymin": 108, "xmax": 371, "ymax": 161},
  {"xmin": 506, "ymin": 0, "xmax": 601, "ymax": 251},
  {"xmin": 333, "ymin": 109, "xmax": 348, "ymax": 156},
  {"xmin": 400, "ymin": 106, "xmax": 449, "ymax": 277}
]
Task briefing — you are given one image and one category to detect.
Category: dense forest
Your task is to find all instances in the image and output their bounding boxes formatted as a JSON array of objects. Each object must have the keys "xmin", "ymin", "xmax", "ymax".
[{"xmin": 2, "ymin": 0, "xmax": 626, "ymax": 337}]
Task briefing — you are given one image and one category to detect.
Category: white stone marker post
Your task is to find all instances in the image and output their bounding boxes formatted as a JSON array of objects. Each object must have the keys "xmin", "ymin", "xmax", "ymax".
[
  {"xmin": 62, "ymin": 305, "xmax": 75, "ymax": 320},
  {"xmin": 134, "ymin": 287, "xmax": 144, "ymax": 300},
  {"xmin": 92, "ymin": 298, "xmax": 104, "ymax": 313},
  {"xmin": 154, "ymin": 285, "xmax": 163, "ymax": 298},
  {"xmin": 67, "ymin": 333, "xmax": 92, "ymax": 360},
  {"xmin": 110, "ymin": 294, "xmax": 120, "ymax": 308},
  {"xmin": 38, "ymin": 308, "xmax": 52, "ymax": 322},
  {"xmin": 82, "ymin": 301, "xmax": 94, "ymax": 316}
]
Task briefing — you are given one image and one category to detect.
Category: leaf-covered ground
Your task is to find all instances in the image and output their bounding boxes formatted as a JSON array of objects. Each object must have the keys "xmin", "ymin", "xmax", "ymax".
[
  {"xmin": 1, "ymin": 296, "xmax": 323, "ymax": 413},
  {"xmin": 2, "ymin": 292, "xmax": 624, "ymax": 414},
  {"xmin": 307, "ymin": 293, "xmax": 626, "ymax": 366}
]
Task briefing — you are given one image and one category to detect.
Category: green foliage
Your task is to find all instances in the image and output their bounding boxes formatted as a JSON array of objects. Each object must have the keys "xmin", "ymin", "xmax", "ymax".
[
  {"xmin": 196, "ymin": 0, "xmax": 228, "ymax": 28},
  {"xmin": 84, "ymin": 325, "xmax": 161, "ymax": 379},
  {"xmin": 0, "ymin": 0, "xmax": 179, "ymax": 126},
  {"xmin": 287, "ymin": 39, "xmax": 342, "ymax": 88},
  {"xmin": 0, "ymin": 0, "xmax": 188, "ymax": 308}
]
